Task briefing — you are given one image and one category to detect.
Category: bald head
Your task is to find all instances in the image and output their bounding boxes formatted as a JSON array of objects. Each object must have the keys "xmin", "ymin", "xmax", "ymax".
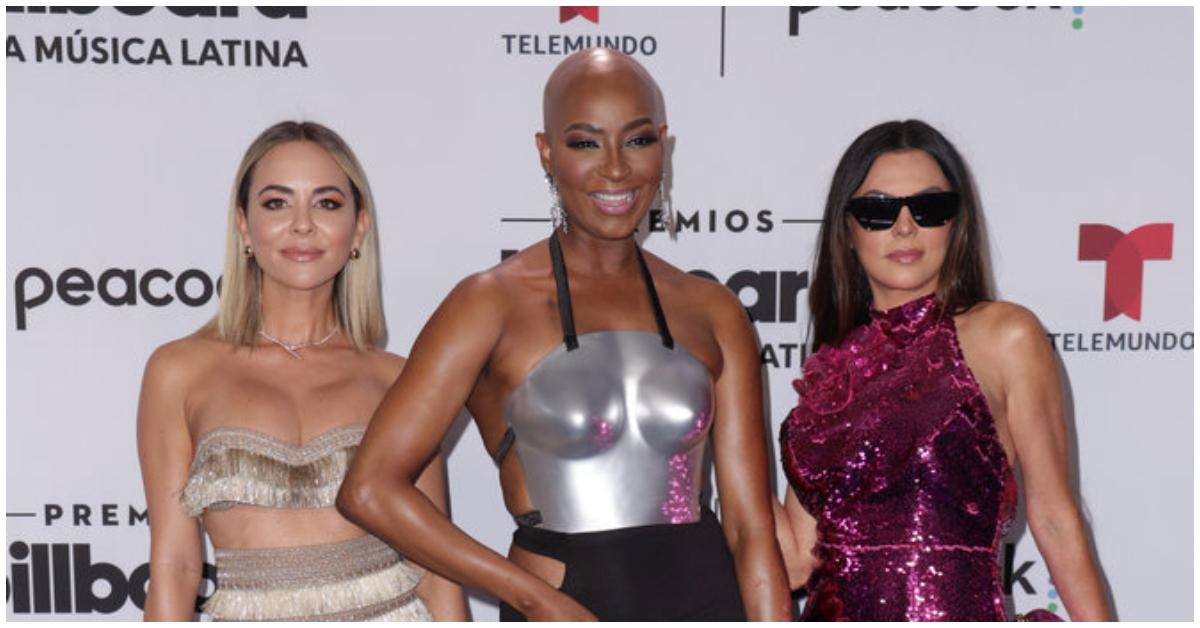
[{"xmin": 542, "ymin": 48, "xmax": 665, "ymax": 135}]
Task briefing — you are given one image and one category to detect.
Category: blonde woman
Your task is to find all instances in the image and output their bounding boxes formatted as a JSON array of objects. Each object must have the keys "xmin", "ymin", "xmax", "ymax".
[{"xmin": 136, "ymin": 121, "xmax": 466, "ymax": 621}]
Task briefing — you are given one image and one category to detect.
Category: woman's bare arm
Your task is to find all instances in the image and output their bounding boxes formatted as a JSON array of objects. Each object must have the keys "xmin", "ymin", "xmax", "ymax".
[
  {"xmin": 411, "ymin": 451, "xmax": 470, "ymax": 621},
  {"xmin": 708, "ymin": 285, "xmax": 793, "ymax": 621},
  {"xmin": 337, "ymin": 273, "xmax": 595, "ymax": 621},
  {"xmin": 775, "ymin": 488, "xmax": 819, "ymax": 591},
  {"xmin": 137, "ymin": 342, "xmax": 205, "ymax": 621},
  {"xmin": 987, "ymin": 304, "xmax": 1110, "ymax": 621}
]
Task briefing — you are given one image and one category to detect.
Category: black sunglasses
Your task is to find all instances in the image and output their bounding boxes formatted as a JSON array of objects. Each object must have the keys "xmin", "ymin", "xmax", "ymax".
[{"xmin": 846, "ymin": 191, "xmax": 960, "ymax": 231}]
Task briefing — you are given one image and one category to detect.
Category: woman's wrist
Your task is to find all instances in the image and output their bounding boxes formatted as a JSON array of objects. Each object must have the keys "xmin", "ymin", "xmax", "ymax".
[{"xmin": 498, "ymin": 570, "xmax": 558, "ymax": 616}]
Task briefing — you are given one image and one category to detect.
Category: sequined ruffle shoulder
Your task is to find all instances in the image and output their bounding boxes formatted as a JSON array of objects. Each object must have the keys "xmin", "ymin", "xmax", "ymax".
[
  {"xmin": 789, "ymin": 293, "xmax": 944, "ymax": 417},
  {"xmin": 181, "ymin": 425, "xmax": 365, "ymax": 517}
]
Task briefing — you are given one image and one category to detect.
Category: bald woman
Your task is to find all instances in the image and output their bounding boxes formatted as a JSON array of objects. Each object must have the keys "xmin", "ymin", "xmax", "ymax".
[{"xmin": 338, "ymin": 49, "xmax": 791, "ymax": 621}]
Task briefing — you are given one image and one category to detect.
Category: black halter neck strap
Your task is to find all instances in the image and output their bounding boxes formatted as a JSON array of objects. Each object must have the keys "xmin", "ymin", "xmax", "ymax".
[{"xmin": 548, "ymin": 230, "xmax": 674, "ymax": 351}]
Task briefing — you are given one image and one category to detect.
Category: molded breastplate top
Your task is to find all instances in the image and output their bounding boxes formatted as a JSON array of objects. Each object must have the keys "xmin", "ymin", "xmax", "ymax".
[
  {"xmin": 497, "ymin": 232, "xmax": 715, "ymax": 534},
  {"xmin": 503, "ymin": 330, "xmax": 714, "ymax": 533}
]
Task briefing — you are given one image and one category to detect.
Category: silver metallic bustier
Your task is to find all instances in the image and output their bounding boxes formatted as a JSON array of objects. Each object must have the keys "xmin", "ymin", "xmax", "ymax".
[
  {"xmin": 496, "ymin": 232, "xmax": 715, "ymax": 534},
  {"xmin": 504, "ymin": 331, "xmax": 713, "ymax": 533}
]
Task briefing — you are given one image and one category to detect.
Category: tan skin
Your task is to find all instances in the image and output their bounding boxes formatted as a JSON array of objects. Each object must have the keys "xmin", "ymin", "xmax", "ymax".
[
  {"xmin": 136, "ymin": 140, "xmax": 467, "ymax": 621},
  {"xmin": 338, "ymin": 49, "xmax": 791, "ymax": 621},
  {"xmin": 774, "ymin": 149, "xmax": 1110, "ymax": 620}
]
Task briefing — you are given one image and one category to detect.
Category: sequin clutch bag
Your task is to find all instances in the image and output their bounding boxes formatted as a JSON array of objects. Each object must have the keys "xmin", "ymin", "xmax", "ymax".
[{"xmin": 1016, "ymin": 609, "xmax": 1065, "ymax": 621}]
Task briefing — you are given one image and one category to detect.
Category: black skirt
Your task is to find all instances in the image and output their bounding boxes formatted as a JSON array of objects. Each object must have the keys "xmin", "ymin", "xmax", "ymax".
[{"xmin": 499, "ymin": 507, "xmax": 746, "ymax": 621}]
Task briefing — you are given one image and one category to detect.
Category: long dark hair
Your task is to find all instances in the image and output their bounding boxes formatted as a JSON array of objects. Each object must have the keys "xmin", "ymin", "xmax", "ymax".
[{"xmin": 808, "ymin": 119, "xmax": 993, "ymax": 351}]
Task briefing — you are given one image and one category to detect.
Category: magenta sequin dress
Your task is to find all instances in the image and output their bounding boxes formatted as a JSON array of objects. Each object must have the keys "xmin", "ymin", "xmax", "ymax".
[{"xmin": 780, "ymin": 294, "xmax": 1017, "ymax": 621}]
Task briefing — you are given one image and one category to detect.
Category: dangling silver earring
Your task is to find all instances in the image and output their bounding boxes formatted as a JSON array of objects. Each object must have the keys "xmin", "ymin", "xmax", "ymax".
[
  {"xmin": 547, "ymin": 173, "xmax": 568, "ymax": 233},
  {"xmin": 657, "ymin": 179, "xmax": 676, "ymax": 237}
]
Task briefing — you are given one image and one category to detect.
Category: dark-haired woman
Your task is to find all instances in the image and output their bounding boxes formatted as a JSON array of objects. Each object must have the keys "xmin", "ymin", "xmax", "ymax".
[{"xmin": 774, "ymin": 120, "xmax": 1109, "ymax": 621}]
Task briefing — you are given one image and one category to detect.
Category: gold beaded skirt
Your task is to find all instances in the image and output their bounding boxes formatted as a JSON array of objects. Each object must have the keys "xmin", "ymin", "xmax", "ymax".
[{"xmin": 204, "ymin": 534, "xmax": 431, "ymax": 621}]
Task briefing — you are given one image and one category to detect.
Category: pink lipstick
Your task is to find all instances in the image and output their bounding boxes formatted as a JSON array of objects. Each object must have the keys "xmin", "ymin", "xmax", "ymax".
[
  {"xmin": 589, "ymin": 189, "xmax": 638, "ymax": 216},
  {"xmin": 280, "ymin": 247, "xmax": 324, "ymax": 262},
  {"xmin": 887, "ymin": 248, "xmax": 923, "ymax": 264}
]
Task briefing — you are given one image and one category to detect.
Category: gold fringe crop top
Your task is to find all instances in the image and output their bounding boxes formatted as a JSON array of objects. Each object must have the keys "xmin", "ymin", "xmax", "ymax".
[{"xmin": 181, "ymin": 425, "xmax": 365, "ymax": 517}]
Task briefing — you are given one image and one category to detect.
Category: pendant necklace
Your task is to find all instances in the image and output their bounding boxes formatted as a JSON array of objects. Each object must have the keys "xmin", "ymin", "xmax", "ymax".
[{"xmin": 259, "ymin": 327, "xmax": 339, "ymax": 360}]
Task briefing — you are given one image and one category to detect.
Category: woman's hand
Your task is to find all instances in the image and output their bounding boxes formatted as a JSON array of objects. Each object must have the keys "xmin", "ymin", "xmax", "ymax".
[
  {"xmin": 523, "ymin": 590, "xmax": 598, "ymax": 621},
  {"xmin": 774, "ymin": 489, "xmax": 819, "ymax": 591},
  {"xmin": 409, "ymin": 451, "xmax": 470, "ymax": 621}
]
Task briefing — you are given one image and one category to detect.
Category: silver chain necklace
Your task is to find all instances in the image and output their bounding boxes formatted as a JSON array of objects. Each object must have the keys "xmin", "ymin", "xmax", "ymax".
[{"xmin": 258, "ymin": 327, "xmax": 339, "ymax": 360}]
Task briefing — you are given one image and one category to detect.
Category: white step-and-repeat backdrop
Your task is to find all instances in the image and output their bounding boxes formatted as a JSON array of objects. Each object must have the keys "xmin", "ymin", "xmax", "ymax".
[{"xmin": 6, "ymin": 6, "xmax": 1192, "ymax": 621}]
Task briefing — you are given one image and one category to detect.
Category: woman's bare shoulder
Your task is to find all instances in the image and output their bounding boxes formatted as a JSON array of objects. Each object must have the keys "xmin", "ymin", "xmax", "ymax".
[
  {"xmin": 485, "ymin": 238, "xmax": 551, "ymax": 283},
  {"xmin": 958, "ymin": 300, "xmax": 1046, "ymax": 348},
  {"xmin": 639, "ymin": 250, "xmax": 747, "ymax": 332},
  {"xmin": 139, "ymin": 330, "xmax": 233, "ymax": 429},
  {"xmin": 435, "ymin": 239, "xmax": 553, "ymax": 323},
  {"xmin": 956, "ymin": 300, "xmax": 1057, "ymax": 392},
  {"xmin": 363, "ymin": 348, "xmax": 407, "ymax": 384},
  {"xmin": 144, "ymin": 329, "xmax": 230, "ymax": 383},
  {"xmin": 644, "ymin": 249, "xmax": 726, "ymax": 295}
]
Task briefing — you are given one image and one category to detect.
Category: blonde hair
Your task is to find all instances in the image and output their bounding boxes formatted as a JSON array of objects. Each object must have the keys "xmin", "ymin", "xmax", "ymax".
[{"xmin": 204, "ymin": 121, "xmax": 385, "ymax": 350}]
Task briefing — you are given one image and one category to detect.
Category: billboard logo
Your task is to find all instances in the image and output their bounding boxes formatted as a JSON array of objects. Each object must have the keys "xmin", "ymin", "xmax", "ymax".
[
  {"xmin": 559, "ymin": 6, "xmax": 598, "ymax": 24},
  {"xmin": 7, "ymin": 541, "xmax": 214, "ymax": 615},
  {"xmin": 1078, "ymin": 223, "xmax": 1173, "ymax": 321}
]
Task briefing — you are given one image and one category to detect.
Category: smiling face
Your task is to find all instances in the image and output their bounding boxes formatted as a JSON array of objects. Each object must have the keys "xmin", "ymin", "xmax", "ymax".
[
  {"xmin": 536, "ymin": 50, "xmax": 666, "ymax": 241},
  {"xmin": 848, "ymin": 149, "xmax": 954, "ymax": 310},
  {"xmin": 237, "ymin": 140, "xmax": 368, "ymax": 293}
]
